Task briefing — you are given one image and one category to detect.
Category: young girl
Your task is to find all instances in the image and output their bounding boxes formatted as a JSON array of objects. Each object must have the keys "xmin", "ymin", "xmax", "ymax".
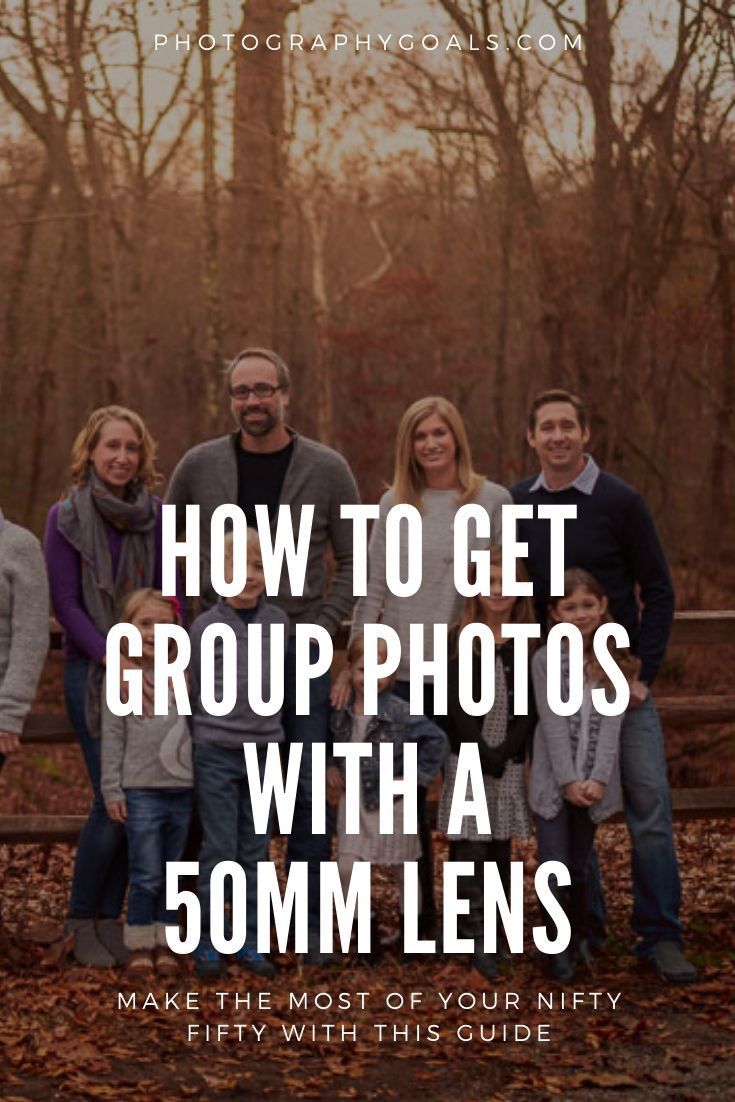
[
  {"xmin": 327, "ymin": 635, "xmax": 448, "ymax": 959},
  {"xmin": 101, "ymin": 589, "xmax": 193, "ymax": 973},
  {"xmin": 530, "ymin": 568, "xmax": 639, "ymax": 982},
  {"xmin": 437, "ymin": 549, "xmax": 538, "ymax": 980}
]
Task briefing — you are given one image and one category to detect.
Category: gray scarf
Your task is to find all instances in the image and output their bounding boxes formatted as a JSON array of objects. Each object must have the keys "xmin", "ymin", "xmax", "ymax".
[{"xmin": 57, "ymin": 471, "xmax": 157, "ymax": 735}]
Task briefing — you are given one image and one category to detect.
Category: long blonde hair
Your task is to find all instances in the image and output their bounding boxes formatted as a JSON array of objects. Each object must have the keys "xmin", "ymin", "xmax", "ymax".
[
  {"xmin": 392, "ymin": 396, "xmax": 485, "ymax": 509},
  {"xmin": 69, "ymin": 405, "xmax": 161, "ymax": 488}
]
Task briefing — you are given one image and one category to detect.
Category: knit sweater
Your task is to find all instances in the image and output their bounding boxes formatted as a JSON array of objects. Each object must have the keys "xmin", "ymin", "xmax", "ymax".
[
  {"xmin": 352, "ymin": 482, "xmax": 511, "ymax": 680},
  {"xmin": 529, "ymin": 647, "xmax": 622, "ymax": 824},
  {"xmin": 511, "ymin": 469, "xmax": 674, "ymax": 684},
  {"xmin": 100, "ymin": 685, "xmax": 194, "ymax": 804},
  {"xmin": 0, "ymin": 518, "xmax": 49, "ymax": 734},
  {"xmin": 188, "ymin": 598, "xmax": 289, "ymax": 749},
  {"xmin": 165, "ymin": 431, "xmax": 360, "ymax": 635}
]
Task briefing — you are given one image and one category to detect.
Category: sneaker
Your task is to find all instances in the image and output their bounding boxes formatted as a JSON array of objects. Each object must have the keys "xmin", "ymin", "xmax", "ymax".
[
  {"xmin": 641, "ymin": 941, "xmax": 697, "ymax": 984},
  {"xmin": 232, "ymin": 945, "xmax": 276, "ymax": 978},
  {"xmin": 194, "ymin": 936, "xmax": 223, "ymax": 979}
]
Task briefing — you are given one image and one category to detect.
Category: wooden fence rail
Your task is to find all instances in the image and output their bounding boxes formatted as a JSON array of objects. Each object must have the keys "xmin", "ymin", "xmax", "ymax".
[{"xmin": 1, "ymin": 611, "xmax": 734, "ymax": 844}]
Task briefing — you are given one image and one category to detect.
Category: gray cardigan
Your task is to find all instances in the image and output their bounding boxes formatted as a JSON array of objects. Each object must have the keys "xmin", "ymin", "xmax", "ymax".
[
  {"xmin": 189, "ymin": 599, "xmax": 289, "ymax": 749},
  {"xmin": 529, "ymin": 647, "xmax": 623, "ymax": 824},
  {"xmin": 165, "ymin": 431, "xmax": 360, "ymax": 635},
  {"xmin": 0, "ymin": 518, "xmax": 49, "ymax": 734}
]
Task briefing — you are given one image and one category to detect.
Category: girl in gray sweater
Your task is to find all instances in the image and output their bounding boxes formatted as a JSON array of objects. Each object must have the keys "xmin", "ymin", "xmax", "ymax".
[
  {"xmin": 101, "ymin": 588, "xmax": 193, "ymax": 973},
  {"xmin": 530, "ymin": 568, "xmax": 639, "ymax": 982}
]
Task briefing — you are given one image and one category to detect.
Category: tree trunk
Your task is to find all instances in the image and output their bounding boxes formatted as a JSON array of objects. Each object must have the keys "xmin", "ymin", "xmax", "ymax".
[
  {"xmin": 200, "ymin": 0, "xmax": 224, "ymax": 426},
  {"xmin": 229, "ymin": 0, "xmax": 290, "ymax": 348}
]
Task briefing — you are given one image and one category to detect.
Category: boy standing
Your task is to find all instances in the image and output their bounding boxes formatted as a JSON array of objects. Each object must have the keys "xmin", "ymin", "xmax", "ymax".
[{"xmin": 189, "ymin": 529, "xmax": 288, "ymax": 978}]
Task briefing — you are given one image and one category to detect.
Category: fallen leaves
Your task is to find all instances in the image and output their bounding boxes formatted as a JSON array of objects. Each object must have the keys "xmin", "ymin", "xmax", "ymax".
[{"xmin": 0, "ymin": 783, "xmax": 734, "ymax": 1101}]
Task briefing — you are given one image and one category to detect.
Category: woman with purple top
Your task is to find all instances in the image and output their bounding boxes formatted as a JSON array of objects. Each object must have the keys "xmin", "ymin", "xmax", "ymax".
[{"xmin": 44, "ymin": 406, "xmax": 171, "ymax": 968}]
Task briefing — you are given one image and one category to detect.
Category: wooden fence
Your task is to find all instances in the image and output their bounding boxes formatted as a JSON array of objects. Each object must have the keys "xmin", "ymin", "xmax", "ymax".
[{"xmin": 1, "ymin": 612, "xmax": 733, "ymax": 843}]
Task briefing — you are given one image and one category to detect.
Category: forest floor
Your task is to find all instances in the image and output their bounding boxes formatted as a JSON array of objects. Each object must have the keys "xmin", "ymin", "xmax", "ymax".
[
  {"xmin": 1, "ymin": 629, "xmax": 734, "ymax": 1102},
  {"xmin": 1, "ymin": 817, "xmax": 733, "ymax": 1101}
]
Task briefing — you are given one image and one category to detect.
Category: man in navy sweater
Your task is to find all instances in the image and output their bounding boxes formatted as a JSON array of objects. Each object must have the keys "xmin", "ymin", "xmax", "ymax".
[{"xmin": 512, "ymin": 388, "xmax": 696, "ymax": 983}]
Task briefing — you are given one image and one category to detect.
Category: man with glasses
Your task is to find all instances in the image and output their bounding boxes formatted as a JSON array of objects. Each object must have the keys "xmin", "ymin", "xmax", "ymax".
[{"xmin": 166, "ymin": 348, "xmax": 359, "ymax": 965}]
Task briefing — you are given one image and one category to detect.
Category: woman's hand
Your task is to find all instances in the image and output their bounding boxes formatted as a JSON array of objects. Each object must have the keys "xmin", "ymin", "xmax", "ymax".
[
  {"xmin": 0, "ymin": 731, "xmax": 21, "ymax": 756},
  {"xmin": 106, "ymin": 800, "xmax": 127, "ymax": 823},
  {"xmin": 563, "ymin": 781, "xmax": 594, "ymax": 808},
  {"xmin": 582, "ymin": 779, "xmax": 605, "ymax": 803},
  {"xmin": 326, "ymin": 766, "xmax": 345, "ymax": 806},
  {"xmin": 330, "ymin": 667, "xmax": 352, "ymax": 710}
]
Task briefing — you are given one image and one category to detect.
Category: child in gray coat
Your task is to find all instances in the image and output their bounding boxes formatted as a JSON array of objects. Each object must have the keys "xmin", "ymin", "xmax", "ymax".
[{"xmin": 530, "ymin": 568, "xmax": 639, "ymax": 982}]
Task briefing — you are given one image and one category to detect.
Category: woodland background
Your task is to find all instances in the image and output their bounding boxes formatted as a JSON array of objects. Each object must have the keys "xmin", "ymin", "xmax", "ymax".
[{"xmin": 0, "ymin": 0, "xmax": 733, "ymax": 579}]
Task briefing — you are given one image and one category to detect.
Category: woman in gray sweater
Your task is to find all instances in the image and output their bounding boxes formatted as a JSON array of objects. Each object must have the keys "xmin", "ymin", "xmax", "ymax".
[{"xmin": 336, "ymin": 396, "xmax": 511, "ymax": 936}]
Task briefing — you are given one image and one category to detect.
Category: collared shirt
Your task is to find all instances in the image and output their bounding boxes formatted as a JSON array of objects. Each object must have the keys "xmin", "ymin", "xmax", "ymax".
[{"xmin": 529, "ymin": 454, "xmax": 600, "ymax": 495}]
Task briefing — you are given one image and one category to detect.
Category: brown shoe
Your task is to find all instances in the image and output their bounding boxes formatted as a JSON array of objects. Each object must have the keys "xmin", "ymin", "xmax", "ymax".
[
  {"xmin": 126, "ymin": 950, "xmax": 155, "ymax": 974},
  {"xmin": 155, "ymin": 947, "xmax": 179, "ymax": 976}
]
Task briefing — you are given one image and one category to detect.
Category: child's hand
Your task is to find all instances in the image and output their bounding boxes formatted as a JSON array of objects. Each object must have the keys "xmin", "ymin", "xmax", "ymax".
[
  {"xmin": 326, "ymin": 766, "xmax": 345, "ymax": 806},
  {"xmin": 106, "ymin": 800, "xmax": 127, "ymax": 823},
  {"xmin": 330, "ymin": 668, "xmax": 352, "ymax": 710},
  {"xmin": 563, "ymin": 781, "xmax": 593, "ymax": 808},
  {"xmin": 582, "ymin": 779, "xmax": 605, "ymax": 803},
  {"xmin": 0, "ymin": 731, "xmax": 21, "ymax": 756}
]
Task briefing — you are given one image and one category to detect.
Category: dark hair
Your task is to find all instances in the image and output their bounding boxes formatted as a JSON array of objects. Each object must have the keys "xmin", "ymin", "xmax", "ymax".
[
  {"xmin": 226, "ymin": 348, "xmax": 291, "ymax": 390},
  {"xmin": 548, "ymin": 568, "xmax": 640, "ymax": 685},
  {"xmin": 528, "ymin": 388, "xmax": 588, "ymax": 432}
]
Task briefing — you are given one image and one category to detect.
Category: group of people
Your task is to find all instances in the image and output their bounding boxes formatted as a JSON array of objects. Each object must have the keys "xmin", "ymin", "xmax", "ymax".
[{"xmin": 0, "ymin": 347, "xmax": 696, "ymax": 985}]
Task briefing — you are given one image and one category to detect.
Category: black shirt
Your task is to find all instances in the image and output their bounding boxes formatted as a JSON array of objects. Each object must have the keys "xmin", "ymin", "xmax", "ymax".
[{"xmin": 235, "ymin": 435, "xmax": 294, "ymax": 527}]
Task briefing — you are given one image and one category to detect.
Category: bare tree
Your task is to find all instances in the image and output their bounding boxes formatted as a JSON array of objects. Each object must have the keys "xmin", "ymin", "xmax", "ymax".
[{"xmin": 228, "ymin": 0, "xmax": 292, "ymax": 346}]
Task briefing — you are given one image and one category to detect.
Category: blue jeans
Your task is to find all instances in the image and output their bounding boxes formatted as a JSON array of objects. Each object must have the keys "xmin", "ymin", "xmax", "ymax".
[
  {"xmin": 195, "ymin": 743, "xmax": 272, "ymax": 946},
  {"xmin": 394, "ymin": 679, "xmax": 437, "ymax": 929},
  {"xmin": 586, "ymin": 695, "xmax": 682, "ymax": 955},
  {"xmin": 65, "ymin": 658, "xmax": 128, "ymax": 920},
  {"xmin": 536, "ymin": 804, "xmax": 597, "ymax": 882},
  {"xmin": 282, "ymin": 637, "xmax": 333, "ymax": 934},
  {"xmin": 125, "ymin": 788, "xmax": 193, "ymax": 927}
]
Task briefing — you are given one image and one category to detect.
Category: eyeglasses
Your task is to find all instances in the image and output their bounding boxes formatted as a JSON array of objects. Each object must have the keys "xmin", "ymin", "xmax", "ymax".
[{"xmin": 229, "ymin": 383, "xmax": 283, "ymax": 401}]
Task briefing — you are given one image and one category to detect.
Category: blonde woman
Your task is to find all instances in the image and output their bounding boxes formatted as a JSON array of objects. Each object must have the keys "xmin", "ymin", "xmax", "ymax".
[
  {"xmin": 336, "ymin": 396, "xmax": 511, "ymax": 934},
  {"xmin": 44, "ymin": 406, "xmax": 175, "ymax": 967}
]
